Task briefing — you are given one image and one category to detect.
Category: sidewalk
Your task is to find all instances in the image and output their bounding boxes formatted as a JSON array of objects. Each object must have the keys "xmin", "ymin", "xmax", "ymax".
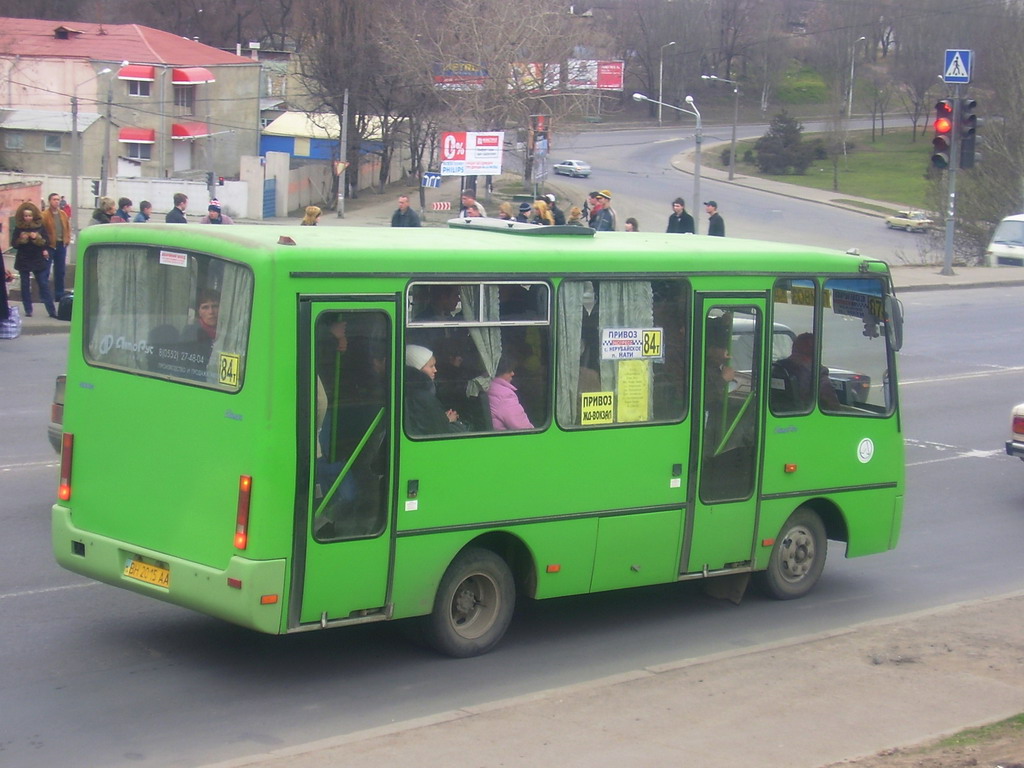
[{"xmin": 203, "ymin": 591, "xmax": 1024, "ymax": 768}]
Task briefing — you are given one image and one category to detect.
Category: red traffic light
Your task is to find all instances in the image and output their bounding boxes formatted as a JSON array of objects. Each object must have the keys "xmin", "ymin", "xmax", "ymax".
[{"xmin": 934, "ymin": 99, "xmax": 954, "ymax": 135}]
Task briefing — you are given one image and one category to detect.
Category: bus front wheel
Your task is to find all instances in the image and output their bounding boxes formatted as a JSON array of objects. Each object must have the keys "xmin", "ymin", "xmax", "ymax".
[
  {"xmin": 761, "ymin": 508, "xmax": 827, "ymax": 600},
  {"xmin": 425, "ymin": 547, "xmax": 516, "ymax": 657}
]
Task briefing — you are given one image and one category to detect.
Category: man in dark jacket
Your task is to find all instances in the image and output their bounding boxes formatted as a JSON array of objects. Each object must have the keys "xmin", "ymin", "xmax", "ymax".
[
  {"xmin": 589, "ymin": 190, "xmax": 616, "ymax": 231},
  {"xmin": 704, "ymin": 200, "xmax": 725, "ymax": 236},
  {"xmin": 391, "ymin": 195, "xmax": 421, "ymax": 227},
  {"xmin": 166, "ymin": 193, "xmax": 188, "ymax": 223},
  {"xmin": 666, "ymin": 197, "xmax": 695, "ymax": 234},
  {"xmin": 544, "ymin": 193, "xmax": 566, "ymax": 225}
]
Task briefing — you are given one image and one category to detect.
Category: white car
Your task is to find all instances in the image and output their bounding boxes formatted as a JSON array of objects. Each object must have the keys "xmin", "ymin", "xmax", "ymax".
[
  {"xmin": 552, "ymin": 159, "xmax": 591, "ymax": 178},
  {"xmin": 1006, "ymin": 402, "xmax": 1024, "ymax": 461},
  {"xmin": 885, "ymin": 210, "xmax": 933, "ymax": 233}
]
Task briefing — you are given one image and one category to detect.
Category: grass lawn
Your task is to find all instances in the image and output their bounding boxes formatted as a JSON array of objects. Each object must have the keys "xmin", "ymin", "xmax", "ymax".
[{"xmin": 711, "ymin": 127, "xmax": 934, "ymax": 211}]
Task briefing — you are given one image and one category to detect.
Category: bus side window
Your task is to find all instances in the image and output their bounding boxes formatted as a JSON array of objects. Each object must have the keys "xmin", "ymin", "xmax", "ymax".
[
  {"xmin": 404, "ymin": 281, "xmax": 551, "ymax": 436},
  {"xmin": 769, "ymin": 278, "xmax": 817, "ymax": 416},
  {"xmin": 820, "ymin": 278, "xmax": 893, "ymax": 414},
  {"xmin": 556, "ymin": 278, "xmax": 688, "ymax": 427}
]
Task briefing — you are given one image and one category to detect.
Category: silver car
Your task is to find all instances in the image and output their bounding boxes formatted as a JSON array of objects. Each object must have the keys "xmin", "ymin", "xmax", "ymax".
[
  {"xmin": 552, "ymin": 159, "xmax": 591, "ymax": 178},
  {"xmin": 1006, "ymin": 402, "xmax": 1024, "ymax": 461}
]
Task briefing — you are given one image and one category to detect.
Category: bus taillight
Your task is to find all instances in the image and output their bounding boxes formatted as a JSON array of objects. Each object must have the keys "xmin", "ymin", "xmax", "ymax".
[
  {"xmin": 234, "ymin": 475, "xmax": 252, "ymax": 550},
  {"xmin": 58, "ymin": 433, "xmax": 74, "ymax": 501}
]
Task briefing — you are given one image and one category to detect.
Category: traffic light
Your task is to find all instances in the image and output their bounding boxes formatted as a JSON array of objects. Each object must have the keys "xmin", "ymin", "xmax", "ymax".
[
  {"xmin": 90, "ymin": 180, "xmax": 99, "ymax": 195},
  {"xmin": 959, "ymin": 98, "xmax": 977, "ymax": 169},
  {"xmin": 931, "ymin": 99, "xmax": 954, "ymax": 170},
  {"xmin": 206, "ymin": 171, "xmax": 215, "ymax": 187}
]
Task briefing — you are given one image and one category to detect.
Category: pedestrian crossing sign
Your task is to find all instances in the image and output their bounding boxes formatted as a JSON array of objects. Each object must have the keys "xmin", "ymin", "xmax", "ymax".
[{"xmin": 943, "ymin": 50, "xmax": 972, "ymax": 84}]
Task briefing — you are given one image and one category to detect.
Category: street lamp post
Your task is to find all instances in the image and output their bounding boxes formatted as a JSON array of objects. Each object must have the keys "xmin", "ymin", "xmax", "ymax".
[
  {"xmin": 69, "ymin": 67, "xmax": 112, "ymax": 240},
  {"xmin": 702, "ymin": 74, "xmax": 740, "ymax": 180},
  {"xmin": 633, "ymin": 91, "xmax": 703, "ymax": 234},
  {"xmin": 658, "ymin": 42, "xmax": 676, "ymax": 127},
  {"xmin": 847, "ymin": 36, "xmax": 867, "ymax": 117}
]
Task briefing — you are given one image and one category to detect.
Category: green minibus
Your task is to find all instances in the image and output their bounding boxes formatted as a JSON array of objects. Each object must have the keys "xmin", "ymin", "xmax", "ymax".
[{"xmin": 53, "ymin": 219, "xmax": 904, "ymax": 656}]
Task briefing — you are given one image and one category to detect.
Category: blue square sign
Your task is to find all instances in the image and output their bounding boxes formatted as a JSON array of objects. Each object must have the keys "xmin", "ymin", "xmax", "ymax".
[{"xmin": 943, "ymin": 50, "xmax": 972, "ymax": 84}]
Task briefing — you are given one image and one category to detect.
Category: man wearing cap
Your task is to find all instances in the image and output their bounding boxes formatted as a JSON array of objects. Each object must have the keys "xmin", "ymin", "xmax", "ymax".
[
  {"xmin": 704, "ymin": 201, "xmax": 725, "ymax": 237},
  {"xmin": 543, "ymin": 193, "xmax": 565, "ymax": 225},
  {"xmin": 516, "ymin": 202, "xmax": 532, "ymax": 222},
  {"xmin": 589, "ymin": 189, "xmax": 616, "ymax": 231},
  {"xmin": 666, "ymin": 197, "xmax": 695, "ymax": 234},
  {"xmin": 200, "ymin": 200, "xmax": 234, "ymax": 224}
]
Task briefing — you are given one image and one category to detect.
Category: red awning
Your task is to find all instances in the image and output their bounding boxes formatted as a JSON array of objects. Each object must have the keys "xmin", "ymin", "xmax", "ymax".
[
  {"xmin": 171, "ymin": 67, "xmax": 215, "ymax": 84},
  {"xmin": 118, "ymin": 64, "xmax": 155, "ymax": 81},
  {"xmin": 118, "ymin": 127, "xmax": 156, "ymax": 144},
  {"xmin": 171, "ymin": 122, "xmax": 211, "ymax": 140}
]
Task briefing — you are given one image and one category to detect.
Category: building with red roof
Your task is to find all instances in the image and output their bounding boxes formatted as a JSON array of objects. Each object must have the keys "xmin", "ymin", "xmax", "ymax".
[{"xmin": 0, "ymin": 17, "xmax": 260, "ymax": 187}]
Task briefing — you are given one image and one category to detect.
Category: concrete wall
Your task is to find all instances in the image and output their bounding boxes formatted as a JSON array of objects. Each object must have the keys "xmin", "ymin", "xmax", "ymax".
[{"xmin": 0, "ymin": 154, "xmax": 340, "ymax": 224}]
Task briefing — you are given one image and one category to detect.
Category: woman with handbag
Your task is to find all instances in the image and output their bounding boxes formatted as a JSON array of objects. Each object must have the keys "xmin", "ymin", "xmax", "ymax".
[{"xmin": 11, "ymin": 201, "xmax": 57, "ymax": 318}]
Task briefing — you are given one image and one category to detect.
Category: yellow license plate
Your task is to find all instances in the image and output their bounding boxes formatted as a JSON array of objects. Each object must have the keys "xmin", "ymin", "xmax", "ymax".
[{"xmin": 124, "ymin": 559, "xmax": 170, "ymax": 588}]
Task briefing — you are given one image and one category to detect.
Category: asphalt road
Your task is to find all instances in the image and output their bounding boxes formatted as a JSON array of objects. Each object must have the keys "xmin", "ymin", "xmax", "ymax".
[
  {"xmin": 1, "ymin": 283, "xmax": 1021, "ymax": 767},
  {"xmin": 547, "ymin": 122, "xmax": 928, "ymax": 261}
]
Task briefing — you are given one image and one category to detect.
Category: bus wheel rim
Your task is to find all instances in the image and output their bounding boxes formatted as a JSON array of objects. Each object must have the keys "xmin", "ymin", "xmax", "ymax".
[
  {"xmin": 450, "ymin": 573, "xmax": 500, "ymax": 639},
  {"xmin": 778, "ymin": 526, "xmax": 815, "ymax": 582}
]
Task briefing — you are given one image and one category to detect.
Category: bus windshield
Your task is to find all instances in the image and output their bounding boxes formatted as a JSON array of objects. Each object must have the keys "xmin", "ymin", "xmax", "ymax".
[{"xmin": 82, "ymin": 245, "xmax": 254, "ymax": 391}]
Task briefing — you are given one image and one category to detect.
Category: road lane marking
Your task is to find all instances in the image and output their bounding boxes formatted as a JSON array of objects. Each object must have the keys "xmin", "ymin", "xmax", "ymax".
[
  {"xmin": 0, "ymin": 582, "xmax": 98, "ymax": 600},
  {"xmin": 901, "ymin": 365, "xmax": 1024, "ymax": 385},
  {"xmin": 905, "ymin": 438, "xmax": 1005, "ymax": 466},
  {"xmin": 0, "ymin": 459, "xmax": 58, "ymax": 472}
]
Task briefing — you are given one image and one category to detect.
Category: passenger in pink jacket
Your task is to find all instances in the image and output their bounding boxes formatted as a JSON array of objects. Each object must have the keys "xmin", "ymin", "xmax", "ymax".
[{"xmin": 488, "ymin": 355, "xmax": 534, "ymax": 431}]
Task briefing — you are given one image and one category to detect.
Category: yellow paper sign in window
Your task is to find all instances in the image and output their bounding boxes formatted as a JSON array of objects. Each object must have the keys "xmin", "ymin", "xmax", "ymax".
[
  {"xmin": 580, "ymin": 391, "xmax": 614, "ymax": 425},
  {"xmin": 219, "ymin": 353, "xmax": 241, "ymax": 387},
  {"xmin": 616, "ymin": 360, "xmax": 651, "ymax": 423}
]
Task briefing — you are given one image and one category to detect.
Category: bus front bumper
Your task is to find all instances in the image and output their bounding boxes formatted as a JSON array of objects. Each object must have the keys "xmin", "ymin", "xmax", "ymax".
[{"xmin": 52, "ymin": 505, "xmax": 286, "ymax": 634}]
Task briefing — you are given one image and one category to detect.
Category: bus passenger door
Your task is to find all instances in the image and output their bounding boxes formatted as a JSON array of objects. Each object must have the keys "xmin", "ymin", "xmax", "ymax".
[
  {"xmin": 296, "ymin": 301, "xmax": 395, "ymax": 626},
  {"xmin": 685, "ymin": 298, "xmax": 766, "ymax": 574}
]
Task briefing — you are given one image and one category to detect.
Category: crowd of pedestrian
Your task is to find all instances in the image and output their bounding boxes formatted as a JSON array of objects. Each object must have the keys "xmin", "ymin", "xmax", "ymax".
[{"xmin": 387, "ymin": 187, "xmax": 727, "ymax": 236}]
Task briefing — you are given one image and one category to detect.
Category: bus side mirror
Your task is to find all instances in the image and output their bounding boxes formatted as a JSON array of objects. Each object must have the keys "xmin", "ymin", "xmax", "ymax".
[{"xmin": 884, "ymin": 296, "xmax": 904, "ymax": 352}]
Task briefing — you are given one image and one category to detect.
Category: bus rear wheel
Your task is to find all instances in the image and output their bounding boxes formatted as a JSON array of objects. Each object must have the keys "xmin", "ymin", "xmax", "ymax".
[
  {"xmin": 761, "ymin": 508, "xmax": 827, "ymax": 600},
  {"xmin": 425, "ymin": 547, "xmax": 516, "ymax": 657}
]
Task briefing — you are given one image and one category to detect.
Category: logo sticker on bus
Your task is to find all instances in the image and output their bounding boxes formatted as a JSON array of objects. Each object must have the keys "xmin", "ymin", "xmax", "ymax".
[
  {"xmin": 857, "ymin": 438, "xmax": 874, "ymax": 463},
  {"xmin": 219, "ymin": 353, "xmax": 241, "ymax": 387}
]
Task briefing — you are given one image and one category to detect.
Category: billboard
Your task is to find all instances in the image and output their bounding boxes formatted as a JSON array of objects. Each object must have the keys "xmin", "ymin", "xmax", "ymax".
[
  {"xmin": 432, "ymin": 63, "xmax": 489, "ymax": 90},
  {"xmin": 439, "ymin": 131, "xmax": 505, "ymax": 176},
  {"xmin": 567, "ymin": 60, "xmax": 625, "ymax": 91}
]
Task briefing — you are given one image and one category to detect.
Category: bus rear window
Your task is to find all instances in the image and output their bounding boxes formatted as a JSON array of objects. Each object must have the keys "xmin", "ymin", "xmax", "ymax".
[{"xmin": 82, "ymin": 245, "xmax": 254, "ymax": 391}]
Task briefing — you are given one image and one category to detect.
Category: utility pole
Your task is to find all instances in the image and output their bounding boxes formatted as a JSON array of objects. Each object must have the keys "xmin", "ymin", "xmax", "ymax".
[
  {"xmin": 941, "ymin": 86, "xmax": 961, "ymax": 277},
  {"xmin": 336, "ymin": 88, "xmax": 349, "ymax": 218},
  {"xmin": 99, "ymin": 81, "xmax": 113, "ymax": 197}
]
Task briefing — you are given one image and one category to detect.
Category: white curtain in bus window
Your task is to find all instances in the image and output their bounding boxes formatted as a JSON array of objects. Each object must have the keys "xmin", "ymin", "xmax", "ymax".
[
  {"xmin": 84, "ymin": 246, "xmax": 253, "ymax": 391},
  {"xmin": 820, "ymin": 277, "xmax": 892, "ymax": 414},
  {"xmin": 557, "ymin": 279, "xmax": 685, "ymax": 427}
]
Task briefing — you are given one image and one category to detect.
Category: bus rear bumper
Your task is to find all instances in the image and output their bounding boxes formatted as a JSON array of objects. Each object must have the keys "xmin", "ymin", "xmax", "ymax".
[{"xmin": 52, "ymin": 505, "xmax": 286, "ymax": 634}]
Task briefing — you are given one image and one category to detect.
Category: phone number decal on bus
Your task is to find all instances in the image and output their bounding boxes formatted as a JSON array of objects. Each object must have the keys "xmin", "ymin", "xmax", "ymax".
[{"xmin": 600, "ymin": 328, "xmax": 664, "ymax": 360}]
